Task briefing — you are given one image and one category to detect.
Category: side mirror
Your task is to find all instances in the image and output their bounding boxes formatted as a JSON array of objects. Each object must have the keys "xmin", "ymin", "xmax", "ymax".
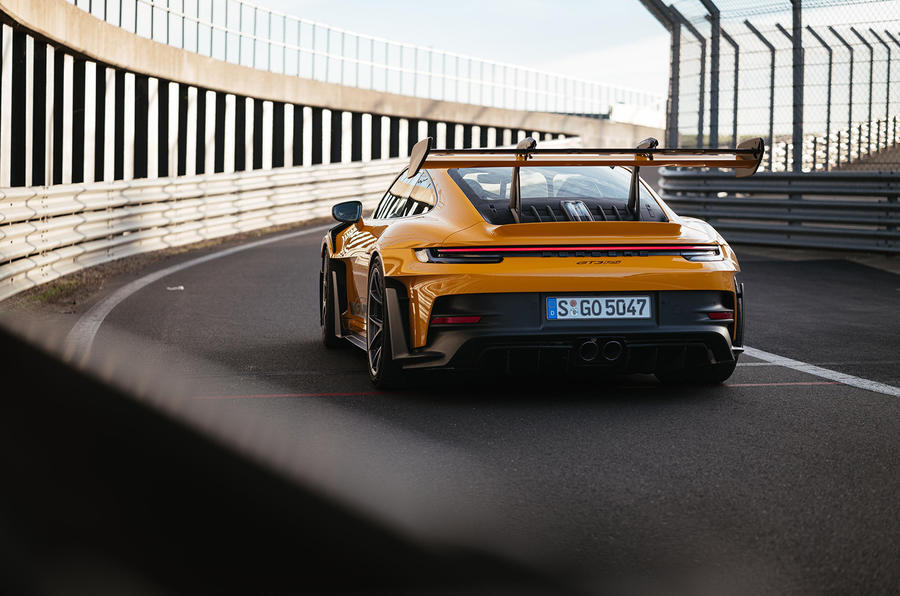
[{"xmin": 332, "ymin": 200, "xmax": 362, "ymax": 223}]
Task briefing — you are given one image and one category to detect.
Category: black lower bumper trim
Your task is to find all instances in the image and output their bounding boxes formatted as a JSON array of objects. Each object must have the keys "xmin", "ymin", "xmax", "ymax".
[
  {"xmin": 432, "ymin": 333, "xmax": 735, "ymax": 375},
  {"xmin": 395, "ymin": 291, "xmax": 738, "ymax": 374}
]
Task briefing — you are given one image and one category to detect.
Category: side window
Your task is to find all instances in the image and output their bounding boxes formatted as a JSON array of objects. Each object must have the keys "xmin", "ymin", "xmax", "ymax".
[
  {"xmin": 372, "ymin": 169, "xmax": 417, "ymax": 220},
  {"xmin": 401, "ymin": 171, "xmax": 437, "ymax": 217}
]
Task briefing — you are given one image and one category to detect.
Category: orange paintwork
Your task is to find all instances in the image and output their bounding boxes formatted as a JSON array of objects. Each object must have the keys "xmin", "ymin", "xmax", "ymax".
[{"xmin": 327, "ymin": 167, "xmax": 740, "ymax": 349}]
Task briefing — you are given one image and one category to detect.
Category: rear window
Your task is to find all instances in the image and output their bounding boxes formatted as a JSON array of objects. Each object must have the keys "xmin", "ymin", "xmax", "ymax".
[{"xmin": 448, "ymin": 166, "xmax": 666, "ymax": 224}]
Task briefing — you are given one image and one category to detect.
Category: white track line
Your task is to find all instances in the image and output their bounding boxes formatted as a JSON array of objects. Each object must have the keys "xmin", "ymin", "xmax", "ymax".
[
  {"xmin": 64, "ymin": 225, "xmax": 331, "ymax": 363},
  {"xmin": 743, "ymin": 347, "xmax": 900, "ymax": 398}
]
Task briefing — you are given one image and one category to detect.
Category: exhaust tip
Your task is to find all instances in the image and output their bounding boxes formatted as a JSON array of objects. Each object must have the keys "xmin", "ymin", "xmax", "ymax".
[
  {"xmin": 601, "ymin": 340, "xmax": 624, "ymax": 362},
  {"xmin": 577, "ymin": 340, "xmax": 600, "ymax": 362}
]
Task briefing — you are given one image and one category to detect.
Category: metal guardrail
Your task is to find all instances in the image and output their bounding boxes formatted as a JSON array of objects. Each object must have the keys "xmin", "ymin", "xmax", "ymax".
[
  {"xmin": 64, "ymin": 0, "xmax": 665, "ymax": 126},
  {"xmin": 0, "ymin": 158, "xmax": 404, "ymax": 301},
  {"xmin": 659, "ymin": 168, "xmax": 900, "ymax": 253}
]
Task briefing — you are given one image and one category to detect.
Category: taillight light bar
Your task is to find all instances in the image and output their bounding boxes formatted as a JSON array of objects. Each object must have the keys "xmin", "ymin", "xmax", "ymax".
[
  {"xmin": 439, "ymin": 245, "xmax": 713, "ymax": 252},
  {"xmin": 416, "ymin": 245, "xmax": 722, "ymax": 262}
]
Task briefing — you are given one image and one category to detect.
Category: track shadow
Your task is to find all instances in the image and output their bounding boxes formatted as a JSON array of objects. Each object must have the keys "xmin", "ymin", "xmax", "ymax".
[{"xmin": 381, "ymin": 369, "xmax": 725, "ymax": 407}]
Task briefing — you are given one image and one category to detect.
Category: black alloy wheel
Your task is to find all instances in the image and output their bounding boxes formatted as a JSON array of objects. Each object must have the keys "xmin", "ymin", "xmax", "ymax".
[{"xmin": 366, "ymin": 256, "xmax": 400, "ymax": 387}]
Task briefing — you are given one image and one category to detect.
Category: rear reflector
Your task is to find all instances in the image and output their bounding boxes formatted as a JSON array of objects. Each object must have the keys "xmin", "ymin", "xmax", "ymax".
[
  {"xmin": 431, "ymin": 316, "xmax": 482, "ymax": 325},
  {"xmin": 708, "ymin": 311, "xmax": 734, "ymax": 320}
]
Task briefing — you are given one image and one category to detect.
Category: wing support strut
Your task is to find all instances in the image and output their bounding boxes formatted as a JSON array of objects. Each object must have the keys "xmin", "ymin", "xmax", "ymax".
[
  {"xmin": 628, "ymin": 137, "xmax": 660, "ymax": 221},
  {"xmin": 508, "ymin": 137, "xmax": 538, "ymax": 223}
]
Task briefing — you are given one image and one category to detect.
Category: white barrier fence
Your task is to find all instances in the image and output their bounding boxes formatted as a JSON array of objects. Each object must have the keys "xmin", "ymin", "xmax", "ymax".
[
  {"xmin": 65, "ymin": 0, "xmax": 665, "ymax": 124},
  {"xmin": 0, "ymin": 158, "xmax": 405, "ymax": 302}
]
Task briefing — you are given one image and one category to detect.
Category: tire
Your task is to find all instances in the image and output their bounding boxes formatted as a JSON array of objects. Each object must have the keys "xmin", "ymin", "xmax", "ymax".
[
  {"xmin": 366, "ymin": 256, "xmax": 401, "ymax": 388},
  {"xmin": 655, "ymin": 359, "xmax": 737, "ymax": 386},
  {"xmin": 320, "ymin": 253, "xmax": 342, "ymax": 348}
]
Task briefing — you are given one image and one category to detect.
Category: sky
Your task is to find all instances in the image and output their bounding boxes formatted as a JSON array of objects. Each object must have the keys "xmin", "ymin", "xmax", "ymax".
[{"xmin": 250, "ymin": 0, "xmax": 671, "ymax": 96}]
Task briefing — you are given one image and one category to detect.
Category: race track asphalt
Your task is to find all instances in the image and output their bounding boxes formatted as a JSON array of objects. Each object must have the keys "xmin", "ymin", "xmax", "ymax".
[{"xmin": 48, "ymin": 228, "xmax": 900, "ymax": 594}]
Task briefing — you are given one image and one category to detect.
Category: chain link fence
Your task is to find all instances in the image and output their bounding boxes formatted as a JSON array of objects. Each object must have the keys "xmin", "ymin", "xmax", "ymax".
[{"xmin": 648, "ymin": 0, "xmax": 899, "ymax": 171}]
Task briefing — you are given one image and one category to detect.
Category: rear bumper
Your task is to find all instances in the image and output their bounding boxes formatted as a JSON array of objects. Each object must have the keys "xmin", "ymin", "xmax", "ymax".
[{"xmin": 390, "ymin": 291, "xmax": 740, "ymax": 373}]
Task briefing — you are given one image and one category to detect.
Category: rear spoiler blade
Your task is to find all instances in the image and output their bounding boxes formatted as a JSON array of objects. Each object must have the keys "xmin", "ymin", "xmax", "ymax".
[{"xmin": 409, "ymin": 137, "xmax": 765, "ymax": 178}]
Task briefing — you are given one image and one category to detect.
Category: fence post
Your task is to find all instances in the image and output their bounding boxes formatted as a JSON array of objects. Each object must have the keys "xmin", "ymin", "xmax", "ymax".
[
  {"xmin": 870, "ymin": 30, "xmax": 890, "ymax": 151},
  {"xmin": 252, "ymin": 6, "xmax": 257, "ymax": 69},
  {"xmin": 636, "ymin": 0, "xmax": 684, "ymax": 147},
  {"xmin": 671, "ymin": 7, "xmax": 705, "ymax": 148},
  {"xmin": 886, "ymin": 31, "xmax": 900, "ymax": 110},
  {"xmin": 775, "ymin": 14, "xmax": 804, "ymax": 174},
  {"xmin": 324, "ymin": 27, "xmax": 330, "ymax": 83},
  {"xmin": 341, "ymin": 31, "xmax": 347, "ymax": 86},
  {"xmin": 746, "ymin": 20, "xmax": 775, "ymax": 170},
  {"xmin": 806, "ymin": 27, "xmax": 832, "ymax": 170},
  {"xmin": 858, "ymin": 123, "xmax": 862, "ymax": 159},
  {"xmin": 720, "ymin": 27, "xmax": 739, "ymax": 147},
  {"xmin": 700, "ymin": 0, "xmax": 720, "ymax": 148},
  {"xmin": 836, "ymin": 130, "xmax": 842, "ymax": 167},
  {"xmin": 267, "ymin": 10, "xmax": 273, "ymax": 72},
  {"xmin": 669, "ymin": 21, "xmax": 680, "ymax": 148},
  {"xmin": 638, "ymin": 0, "xmax": 683, "ymax": 144},
  {"xmin": 194, "ymin": 0, "xmax": 199, "ymax": 53},
  {"xmin": 792, "ymin": 4, "xmax": 804, "ymax": 174},
  {"xmin": 850, "ymin": 27, "xmax": 873, "ymax": 156},
  {"xmin": 208, "ymin": 0, "xmax": 213, "ymax": 57},
  {"xmin": 829, "ymin": 27, "xmax": 853, "ymax": 164}
]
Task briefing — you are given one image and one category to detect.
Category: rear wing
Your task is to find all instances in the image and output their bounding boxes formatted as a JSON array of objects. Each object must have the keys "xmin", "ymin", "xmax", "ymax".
[
  {"xmin": 407, "ymin": 135, "xmax": 765, "ymax": 223},
  {"xmin": 409, "ymin": 137, "xmax": 765, "ymax": 178}
]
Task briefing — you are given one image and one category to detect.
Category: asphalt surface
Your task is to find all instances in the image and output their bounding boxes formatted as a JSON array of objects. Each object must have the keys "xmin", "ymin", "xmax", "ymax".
[{"xmin": 31, "ymin": 228, "xmax": 900, "ymax": 594}]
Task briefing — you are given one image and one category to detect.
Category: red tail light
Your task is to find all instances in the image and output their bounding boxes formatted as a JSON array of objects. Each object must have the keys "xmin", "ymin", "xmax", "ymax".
[
  {"xmin": 431, "ymin": 316, "xmax": 482, "ymax": 325},
  {"xmin": 708, "ymin": 311, "xmax": 734, "ymax": 320}
]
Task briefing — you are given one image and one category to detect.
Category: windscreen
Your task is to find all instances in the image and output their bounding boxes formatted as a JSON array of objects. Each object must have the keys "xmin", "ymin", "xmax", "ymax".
[{"xmin": 447, "ymin": 166, "xmax": 667, "ymax": 224}]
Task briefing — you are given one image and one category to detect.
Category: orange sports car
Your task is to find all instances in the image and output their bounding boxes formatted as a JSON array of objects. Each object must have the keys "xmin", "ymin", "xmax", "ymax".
[{"xmin": 320, "ymin": 137, "xmax": 764, "ymax": 387}]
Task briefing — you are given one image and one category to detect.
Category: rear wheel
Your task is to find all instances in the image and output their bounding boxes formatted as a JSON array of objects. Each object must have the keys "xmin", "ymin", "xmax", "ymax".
[
  {"xmin": 655, "ymin": 359, "xmax": 737, "ymax": 386},
  {"xmin": 320, "ymin": 254, "xmax": 342, "ymax": 348},
  {"xmin": 366, "ymin": 256, "xmax": 401, "ymax": 388}
]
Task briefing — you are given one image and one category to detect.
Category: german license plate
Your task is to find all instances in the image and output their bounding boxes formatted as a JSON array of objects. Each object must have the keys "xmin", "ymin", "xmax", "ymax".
[{"xmin": 547, "ymin": 296, "xmax": 651, "ymax": 320}]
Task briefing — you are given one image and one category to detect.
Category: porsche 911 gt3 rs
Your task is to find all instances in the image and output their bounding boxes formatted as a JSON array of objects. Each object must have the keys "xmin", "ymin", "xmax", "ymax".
[{"xmin": 320, "ymin": 136, "xmax": 764, "ymax": 387}]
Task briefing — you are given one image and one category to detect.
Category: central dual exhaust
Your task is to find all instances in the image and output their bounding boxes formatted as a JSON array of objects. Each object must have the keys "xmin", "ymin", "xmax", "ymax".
[{"xmin": 577, "ymin": 339, "xmax": 624, "ymax": 363}]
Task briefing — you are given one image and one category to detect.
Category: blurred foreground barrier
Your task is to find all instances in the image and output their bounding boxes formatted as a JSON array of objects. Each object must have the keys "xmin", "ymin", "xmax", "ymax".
[
  {"xmin": 659, "ymin": 169, "xmax": 900, "ymax": 253},
  {"xmin": 0, "ymin": 159, "xmax": 403, "ymax": 301}
]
